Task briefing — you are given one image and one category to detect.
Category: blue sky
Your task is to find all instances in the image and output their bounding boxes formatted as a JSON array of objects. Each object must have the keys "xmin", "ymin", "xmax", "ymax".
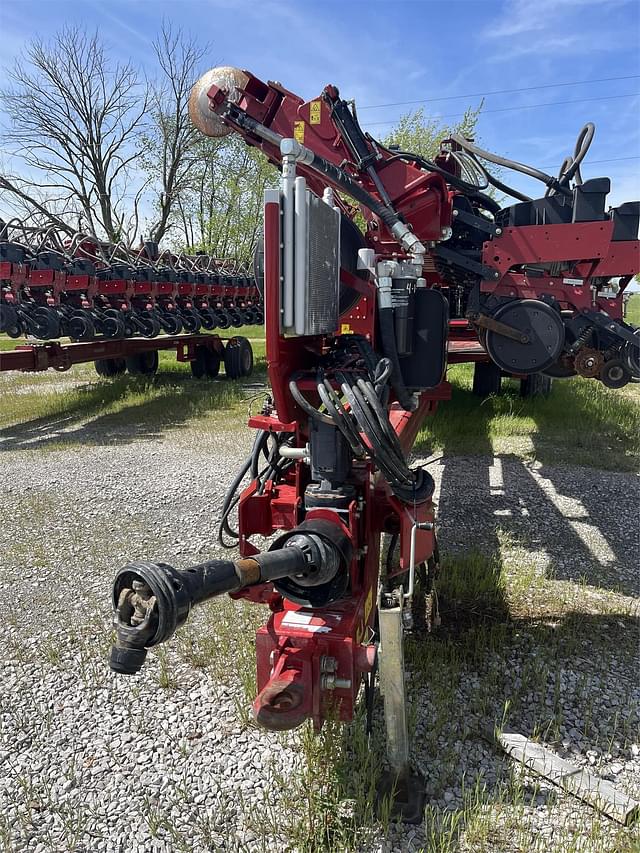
[{"xmin": 0, "ymin": 0, "xmax": 639, "ymax": 207}]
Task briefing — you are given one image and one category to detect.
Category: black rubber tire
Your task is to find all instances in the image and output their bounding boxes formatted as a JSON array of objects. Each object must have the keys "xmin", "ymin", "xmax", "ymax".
[
  {"xmin": 32, "ymin": 307, "xmax": 60, "ymax": 340},
  {"xmin": 229, "ymin": 311, "xmax": 243, "ymax": 329},
  {"xmin": 101, "ymin": 309, "xmax": 126, "ymax": 339},
  {"xmin": 599, "ymin": 358, "xmax": 630, "ymax": 389},
  {"xmin": 125, "ymin": 350, "xmax": 159, "ymax": 376},
  {"xmin": 190, "ymin": 345, "xmax": 207, "ymax": 378},
  {"xmin": 204, "ymin": 347, "xmax": 221, "ymax": 378},
  {"xmin": 472, "ymin": 361, "xmax": 502, "ymax": 397},
  {"xmin": 68, "ymin": 311, "xmax": 95, "ymax": 341},
  {"xmin": 198, "ymin": 308, "xmax": 218, "ymax": 331},
  {"xmin": 224, "ymin": 337, "xmax": 253, "ymax": 379},
  {"xmin": 160, "ymin": 311, "xmax": 182, "ymax": 336},
  {"xmin": 520, "ymin": 372, "xmax": 553, "ymax": 398},
  {"xmin": 180, "ymin": 308, "xmax": 201, "ymax": 334},
  {"xmin": 624, "ymin": 329, "xmax": 640, "ymax": 378},
  {"xmin": 137, "ymin": 310, "xmax": 161, "ymax": 339},
  {"xmin": 216, "ymin": 311, "xmax": 231, "ymax": 330},
  {"xmin": 95, "ymin": 358, "xmax": 126, "ymax": 378}
]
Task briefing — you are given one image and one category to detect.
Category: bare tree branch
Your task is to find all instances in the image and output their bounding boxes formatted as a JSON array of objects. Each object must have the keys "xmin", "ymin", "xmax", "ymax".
[
  {"xmin": 0, "ymin": 176, "xmax": 75, "ymax": 234},
  {"xmin": 143, "ymin": 22, "xmax": 209, "ymax": 244},
  {"xmin": 0, "ymin": 26, "xmax": 147, "ymax": 241}
]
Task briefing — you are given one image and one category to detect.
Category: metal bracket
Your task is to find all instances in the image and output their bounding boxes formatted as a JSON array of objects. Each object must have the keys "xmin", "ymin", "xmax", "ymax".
[
  {"xmin": 434, "ymin": 245, "xmax": 499, "ymax": 281},
  {"xmin": 405, "ymin": 518, "xmax": 434, "ymax": 603},
  {"xmin": 581, "ymin": 309, "xmax": 640, "ymax": 348},
  {"xmin": 469, "ymin": 311, "xmax": 530, "ymax": 344},
  {"xmin": 452, "ymin": 206, "xmax": 500, "ymax": 237},
  {"xmin": 376, "ymin": 584, "xmax": 425, "ymax": 823}
]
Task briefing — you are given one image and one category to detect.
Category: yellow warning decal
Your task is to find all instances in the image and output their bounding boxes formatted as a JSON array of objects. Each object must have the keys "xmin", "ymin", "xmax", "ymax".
[
  {"xmin": 293, "ymin": 121, "xmax": 305, "ymax": 143},
  {"xmin": 309, "ymin": 100, "xmax": 322, "ymax": 125},
  {"xmin": 364, "ymin": 587, "xmax": 373, "ymax": 624},
  {"xmin": 340, "ymin": 323, "xmax": 353, "ymax": 335}
]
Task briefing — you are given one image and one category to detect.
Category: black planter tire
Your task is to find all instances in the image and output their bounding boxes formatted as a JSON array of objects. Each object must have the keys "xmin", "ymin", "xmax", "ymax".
[
  {"xmin": 520, "ymin": 372, "xmax": 553, "ymax": 398},
  {"xmin": 472, "ymin": 361, "xmax": 502, "ymax": 397},
  {"xmin": 224, "ymin": 337, "xmax": 253, "ymax": 379},
  {"xmin": 95, "ymin": 358, "xmax": 126, "ymax": 378},
  {"xmin": 125, "ymin": 350, "xmax": 159, "ymax": 376},
  {"xmin": 32, "ymin": 307, "xmax": 60, "ymax": 340}
]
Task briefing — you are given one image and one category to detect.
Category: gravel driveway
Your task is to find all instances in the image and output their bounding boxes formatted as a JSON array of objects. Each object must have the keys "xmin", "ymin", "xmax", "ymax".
[{"xmin": 1, "ymin": 426, "xmax": 638, "ymax": 852}]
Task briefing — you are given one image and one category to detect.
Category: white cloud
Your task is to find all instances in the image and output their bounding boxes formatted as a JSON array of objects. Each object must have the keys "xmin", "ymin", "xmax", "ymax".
[
  {"xmin": 486, "ymin": 0, "xmax": 624, "ymax": 39},
  {"xmin": 482, "ymin": 0, "xmax": 635, "ymax": 61}
]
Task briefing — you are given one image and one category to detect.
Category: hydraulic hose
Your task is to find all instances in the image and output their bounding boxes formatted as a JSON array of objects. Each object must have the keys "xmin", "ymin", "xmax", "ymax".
[
  {"xmin": 449, "ymin": 133, "xmax": 572, "ymax": 197},
  {"xmin": 228, "ymin": 109, "xmax": 424, "ymax": 253},
  {"xmin": 306, "ymin": 151, "xmax": 426, "ymax": 253},
  {"xmin": 556, "ymin": 122, "xmax": 595, "ymax": 189},
  {"xmin": 467, "ymin": 190, "xmax": 505, "ymax": 213}
]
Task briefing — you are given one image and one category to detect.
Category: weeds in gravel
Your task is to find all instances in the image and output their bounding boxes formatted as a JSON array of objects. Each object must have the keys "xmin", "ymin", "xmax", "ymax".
[
  {"xmin": 155, "ymin": 646, "xmax": 178, "ymax": 690},
  {"xmin": 251, "ymin": 711, "xmax": 387, "ymax": 853},
  {"xmin": 177, "ymin": 596, "xmax": 264, "ymax": 721}
]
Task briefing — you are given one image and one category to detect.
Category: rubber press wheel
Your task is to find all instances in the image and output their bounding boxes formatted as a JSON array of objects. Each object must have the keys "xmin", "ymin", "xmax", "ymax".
[
  {"xmin": 68, "ymin": 311, "xmax": 95, "ymax": 341},
  {"xmin": 224, "ymin": 337, "xmax": 253, "ymax": 379},
  {"xmin": 32, "ymin": 307, "xmax": 60, "ymax": 340}
]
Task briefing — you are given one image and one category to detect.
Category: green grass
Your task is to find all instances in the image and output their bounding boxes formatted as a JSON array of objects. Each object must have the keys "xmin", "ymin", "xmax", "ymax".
[
  {"xmin": 625, "ymin": 292, "xmax": 640, "ymax": 325},
  {"xmin": 0, "ymin": 328, "xmax": 268, "ymax": 448},
  {"xmin": 416, "ymin": 364, "xmax": 640, "ymax": 471},
  {"xmin": 237, "ymin": 546, "xmax": 639, "ymax": 853}
]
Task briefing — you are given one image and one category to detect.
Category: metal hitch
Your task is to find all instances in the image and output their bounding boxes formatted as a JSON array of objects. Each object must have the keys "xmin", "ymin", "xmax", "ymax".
[{"xmin": 109, "ymin": 522, "xmax": 350, "ymax": 675}]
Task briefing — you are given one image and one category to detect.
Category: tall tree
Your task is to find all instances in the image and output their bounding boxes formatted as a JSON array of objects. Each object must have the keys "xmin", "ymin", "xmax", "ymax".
[
  {"xmin": 143, "ymin": 23, "xmax": 208, "ymax": 245},
  {"xmin": 0, "ymin": 26, "xmax": 147, "ymax": 241},
  {"xmin": 383, "ymin": 104, "xmax": 482, "ymax": 159},
  {"xmin": 173, "ymin": 133, "xmax": 277, "ymax": 263}
]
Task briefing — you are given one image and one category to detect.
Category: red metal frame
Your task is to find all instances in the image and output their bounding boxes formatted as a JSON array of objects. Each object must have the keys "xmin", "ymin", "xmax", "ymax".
[
  {"xmin": 229, "ymin": 196, "xmax": 444, "ymax": 730},
  {"xmin": 0, "ymin": 333, "xmax": 226, "ymax": 373},
  {"xmin": 190, "ymin": 67, "xmax": 640, "ymax": 733}
]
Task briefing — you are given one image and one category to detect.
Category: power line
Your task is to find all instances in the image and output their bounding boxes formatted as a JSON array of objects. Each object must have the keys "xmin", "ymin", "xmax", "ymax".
[
  {"xmin": 358, "ymin": 74, "xmax": 640, "ymax": 111},
  {"xmin": 540, "ymin": 156, "xmax": 639, "ymax": 168},
  {"xmin": 366, "ymin": 92, "xmax": 640, "ymax": 128}
]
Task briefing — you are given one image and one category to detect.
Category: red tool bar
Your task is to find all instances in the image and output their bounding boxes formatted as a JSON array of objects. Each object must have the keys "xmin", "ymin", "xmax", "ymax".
[{"xmin": 0, "ymin": 333, "xmax": 226, "ymax": 373}]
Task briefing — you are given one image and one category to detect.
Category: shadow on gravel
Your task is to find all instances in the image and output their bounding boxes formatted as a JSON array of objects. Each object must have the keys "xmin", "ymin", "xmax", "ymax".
[
  {"xmin": 0, "ymin": 374, "xmax": 246, "ymax": 451},
  {"xmin": 434, "ymin": 452, "xmax": 639, "ymax": 598},
  {"xmin": 288, "ymin": 558, "xmax": 639, "ymax": 851},
  {"xmin": 401, "ymin": 586, "xmax": 639, "ymax": 850}
]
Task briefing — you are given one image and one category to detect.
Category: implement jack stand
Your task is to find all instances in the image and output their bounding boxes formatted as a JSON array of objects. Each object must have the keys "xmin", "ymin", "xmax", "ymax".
[{"xmin": 376, "ymin": 588, "xmax": 425, "ymax": 824}]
